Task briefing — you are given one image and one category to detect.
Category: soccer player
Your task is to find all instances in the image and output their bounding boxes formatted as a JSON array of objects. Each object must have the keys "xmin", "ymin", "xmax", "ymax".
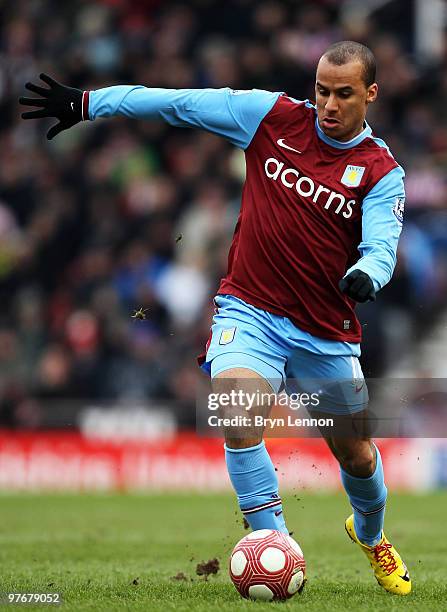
[{"xmin": 20, "ymin": 41, "xmax": 410, "ymax": 595}]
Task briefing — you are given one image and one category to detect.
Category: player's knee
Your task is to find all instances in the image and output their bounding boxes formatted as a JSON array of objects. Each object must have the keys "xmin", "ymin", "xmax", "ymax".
[
  {"xmin": 334, "ymin": 442, "xmax": 375, "ymax": 477},
  {"xmin": 225, "ymin": 436, "xmax": 263, "ymax": 450},
  {"xmin": 341, "ymin": 451, "xmax": 375, "ymax": 477}
]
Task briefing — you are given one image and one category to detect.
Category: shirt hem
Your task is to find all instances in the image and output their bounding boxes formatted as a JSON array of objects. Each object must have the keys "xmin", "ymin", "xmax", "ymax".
[{"xmin": 217, "ymin": 286, "xmax": 362, "ymax": 344}]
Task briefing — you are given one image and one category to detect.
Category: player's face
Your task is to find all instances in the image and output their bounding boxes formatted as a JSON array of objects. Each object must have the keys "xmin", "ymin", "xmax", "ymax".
[{"xmin": 315, "ymin": 57, "xmax": 378, "ymax": 142}]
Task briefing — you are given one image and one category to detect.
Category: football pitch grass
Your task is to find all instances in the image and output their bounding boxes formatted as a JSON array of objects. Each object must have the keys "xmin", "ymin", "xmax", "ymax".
[{"xmin": 0, "ymin": 492, "xmax": 446, "ymax": 611}]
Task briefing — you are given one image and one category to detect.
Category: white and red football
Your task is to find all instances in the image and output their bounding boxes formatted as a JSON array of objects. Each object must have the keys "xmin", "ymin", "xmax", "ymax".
[{"xmin": 229, "ymin": 529, "xmax": 306, "ymax": 601}]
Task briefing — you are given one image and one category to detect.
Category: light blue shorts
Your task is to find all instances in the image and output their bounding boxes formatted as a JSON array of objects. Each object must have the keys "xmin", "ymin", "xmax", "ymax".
[{"xmin": 200, "ymin": 294, "xmax": 368, "ymax": 415}]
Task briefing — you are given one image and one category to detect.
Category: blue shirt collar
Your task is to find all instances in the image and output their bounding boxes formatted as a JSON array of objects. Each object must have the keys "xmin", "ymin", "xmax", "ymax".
[{"xmin": 315, "ymin": 116, "xmax": 372, "ymax": 149}]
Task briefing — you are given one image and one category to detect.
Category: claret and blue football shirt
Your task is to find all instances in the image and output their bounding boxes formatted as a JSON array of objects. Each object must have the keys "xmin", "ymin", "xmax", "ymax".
[{"xmin": 87, "ymin": 86, "xmax": 405, "ymax": 343}]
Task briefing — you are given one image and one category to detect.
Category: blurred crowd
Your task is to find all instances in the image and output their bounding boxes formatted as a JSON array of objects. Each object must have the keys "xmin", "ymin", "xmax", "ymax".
[{"xmin": 0, "ymin": 0, "xmax": 446, "ymax": 427}]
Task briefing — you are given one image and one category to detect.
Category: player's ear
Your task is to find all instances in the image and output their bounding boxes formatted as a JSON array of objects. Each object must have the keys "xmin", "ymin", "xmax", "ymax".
[{"xmin": 366, "ymin": 82, "xmax": 378, "ymax": 104}]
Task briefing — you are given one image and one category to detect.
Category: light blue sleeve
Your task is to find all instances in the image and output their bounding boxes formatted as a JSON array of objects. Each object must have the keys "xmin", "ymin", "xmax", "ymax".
[
  {"xmin": 345, "ymin": 166, "xmax": 405, "ymax": 292},
  {"xmin": 88, "ymin": 86, "xmax": 282, "ymax": 149}
]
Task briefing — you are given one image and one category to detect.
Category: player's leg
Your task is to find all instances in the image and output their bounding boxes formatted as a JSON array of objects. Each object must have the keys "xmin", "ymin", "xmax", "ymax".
[
  {"xmin": 199, "ymin": 295, "xmax": 289, "ymax": 534},
  {"xmin": 213, "ymin": 367, "xmax": 289, "ymax": 534},
  {"xmin": 333, "ymin": 436, "xmax": 411, "ymax": 594},
  {"xmin": 326, "ymin": 432, "xmax": 410, "ymax": 595},
  {"xmin": 286, "ymin": 349, "xmax": 386, "ymax": 542},
  {"xmin": 286, "ymin": 349, "xmax": 411, "ymax": 594}
]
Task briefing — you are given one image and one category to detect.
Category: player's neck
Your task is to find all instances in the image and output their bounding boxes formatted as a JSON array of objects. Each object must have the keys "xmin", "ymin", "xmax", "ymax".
[
  {"xmin": 316, "ymin": 118, "xmax": 370, "ymax": 148},
  {"xmin": 337, "ymin": 121, "xmax": 367, "ymax": 143}
]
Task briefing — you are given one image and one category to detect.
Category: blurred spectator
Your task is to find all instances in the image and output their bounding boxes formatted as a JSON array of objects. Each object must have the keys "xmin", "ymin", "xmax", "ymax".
[{"xmin": 0, "ymin": 0, "xmax": 446, "ymax": 423}]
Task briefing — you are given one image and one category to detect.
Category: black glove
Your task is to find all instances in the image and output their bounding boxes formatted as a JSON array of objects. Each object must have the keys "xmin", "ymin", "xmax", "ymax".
[
  {"xmin": 19, "ymin": 73, "xmax": 85, "ymax": 140},
  {"xmin": 339, "ymin": 269, "xmax": 376, "ymax": 303}
]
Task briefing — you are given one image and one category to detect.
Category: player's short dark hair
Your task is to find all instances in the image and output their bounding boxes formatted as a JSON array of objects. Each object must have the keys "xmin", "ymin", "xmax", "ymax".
[{"xmin": 321, "ymin": 41, "xmax": 376, "ymax": 87}]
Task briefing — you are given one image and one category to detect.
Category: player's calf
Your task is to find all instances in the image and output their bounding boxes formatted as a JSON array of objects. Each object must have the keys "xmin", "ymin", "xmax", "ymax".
[{"xmin": 326, "ymin": 437, "xmax": 386, "ymax": 546}]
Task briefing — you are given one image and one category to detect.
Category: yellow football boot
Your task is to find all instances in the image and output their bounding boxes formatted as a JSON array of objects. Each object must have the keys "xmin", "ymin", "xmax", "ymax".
[{"xmin": 345, "ymin": 514, "xmax": 411, "ymax": 595}]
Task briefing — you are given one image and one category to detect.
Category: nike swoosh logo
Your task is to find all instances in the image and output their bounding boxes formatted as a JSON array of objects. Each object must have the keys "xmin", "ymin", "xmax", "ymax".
[
  {"xmin": 277, "ymin": 138, "xmax": 302, "ymax": 154},
  {"xmin": 400, "ymin": 570, "xmax": 410, "ymax": 582},
  {"xmin": 70, "ymin": 102, "xmax": 74, "ymax": 111},
  {"xmin": 355, "ymin": 383, "xmax": 364, "ymax": 393},
  {"xmin": 274, "ymin": 510, "xmax": 283, "ymax": 517}
]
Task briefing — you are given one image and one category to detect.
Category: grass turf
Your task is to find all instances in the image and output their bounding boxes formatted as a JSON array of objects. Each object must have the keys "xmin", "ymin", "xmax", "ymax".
[{"xmin": 0, "ymin": 492, "xmax": 446, "ymax": 610}]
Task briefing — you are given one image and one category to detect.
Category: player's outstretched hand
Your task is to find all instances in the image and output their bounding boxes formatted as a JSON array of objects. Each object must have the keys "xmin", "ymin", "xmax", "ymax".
[
  {"xmin": 339, "ymin": 269, "xmax": 376, "ymax": 303},
  {"xmin": 19, "ymin": 74, "xmax": 84, "ymax": 140}
]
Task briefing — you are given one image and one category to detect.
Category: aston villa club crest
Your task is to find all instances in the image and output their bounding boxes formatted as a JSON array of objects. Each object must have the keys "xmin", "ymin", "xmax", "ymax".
[
  {"xmin": 341, "ymin": 165, "xmax": 366, "ymax": 188},
  {"xmin": 219, "ymin": 327, "xmax": 236, "ymax": 345}
]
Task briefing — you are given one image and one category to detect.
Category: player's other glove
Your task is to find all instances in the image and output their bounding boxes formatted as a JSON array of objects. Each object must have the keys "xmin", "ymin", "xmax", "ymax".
[
  {"xmin": 339, "ymin": 269, "xmax": 376, "ymax": 303},
  {"xmin": 19, "ymin": 73, "xmax": 88, "ymax": 140}
]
